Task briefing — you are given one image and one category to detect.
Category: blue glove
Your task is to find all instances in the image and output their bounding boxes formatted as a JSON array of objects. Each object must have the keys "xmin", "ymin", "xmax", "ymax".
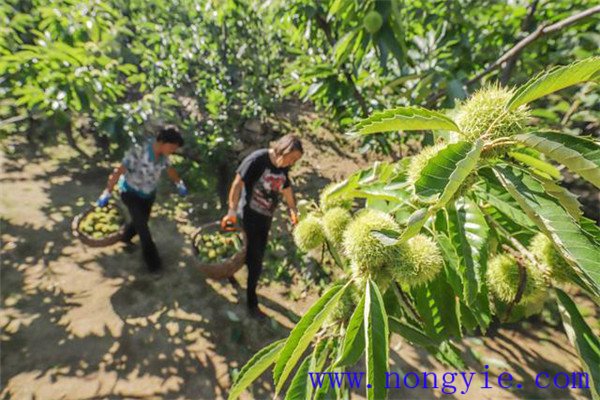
[
  {"xmin": 97, "ymin": 190, "xmax": 111, "ymax": 207},
  {"xmin": 176, "ymin": 180, "xmax": 188, "ymax": 196}
]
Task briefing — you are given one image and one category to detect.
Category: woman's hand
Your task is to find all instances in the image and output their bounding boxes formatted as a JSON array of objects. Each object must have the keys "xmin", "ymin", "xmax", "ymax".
[
  {"xmin": 96, "ymin": 190, "xmax": 111, "ymax": 207},
  {"xmin": 290, "ymin": 209, "xmax": 299, "ymax": 226},
  {"xmin": 221, "ymin": 209, "xmax": 237, "ymax": 230},
  {"xmin": 176, "ymin": 180, "xmax": 188, "ymax": 196}
]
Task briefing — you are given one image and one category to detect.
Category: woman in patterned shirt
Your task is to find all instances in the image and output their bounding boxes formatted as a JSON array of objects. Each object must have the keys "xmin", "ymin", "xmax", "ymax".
[{"xmin": 97, "ymin": 126, "xmax": 188, "ymax": 273}]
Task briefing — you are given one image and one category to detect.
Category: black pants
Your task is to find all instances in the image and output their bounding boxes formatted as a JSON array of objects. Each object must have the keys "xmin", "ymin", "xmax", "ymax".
[
  {"xmin": 242, "ymin": 207, "xmax": 272, "ymax": 310},
  {"xmin": 121, "ymin": 190, "xmax": 161, "ymax": 271}
]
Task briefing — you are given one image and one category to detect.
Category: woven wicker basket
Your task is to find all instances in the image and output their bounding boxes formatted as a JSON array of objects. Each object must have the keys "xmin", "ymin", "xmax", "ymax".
[
  {"xmin": 71, "ymin": 204, "xmax": 126, "ymax": 247},
  {"xmin": 192, "ymin": 221, "xmax": 246, "ymax": 280}
]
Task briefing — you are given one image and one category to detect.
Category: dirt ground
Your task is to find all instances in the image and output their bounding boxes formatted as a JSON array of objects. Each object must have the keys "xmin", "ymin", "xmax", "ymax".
[{"xmin": 1, "ymin": 134, "xmax": 597, "ymax": 399}]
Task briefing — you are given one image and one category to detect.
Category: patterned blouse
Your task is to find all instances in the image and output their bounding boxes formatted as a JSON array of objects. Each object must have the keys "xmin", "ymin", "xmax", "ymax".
[{"xmin": 119, "ymin": 140, "xmax": 169, "ymax": 198}]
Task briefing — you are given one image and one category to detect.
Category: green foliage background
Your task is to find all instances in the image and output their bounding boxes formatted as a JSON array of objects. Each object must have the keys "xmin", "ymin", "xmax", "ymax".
[{"xmin": 1, "ymin": 1, "xmax": 599, "ymax": 399}]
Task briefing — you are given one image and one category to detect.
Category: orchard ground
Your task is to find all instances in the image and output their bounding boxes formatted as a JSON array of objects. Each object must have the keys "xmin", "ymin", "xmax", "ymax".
[{"xmin": 1, "ymin": 112, "xmax": 598, "ymax": 399}]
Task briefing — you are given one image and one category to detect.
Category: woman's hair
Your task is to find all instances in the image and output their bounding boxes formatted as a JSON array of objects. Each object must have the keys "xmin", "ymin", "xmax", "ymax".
[
  {"xmin": 271, "ymin": 134, "xmax": 303, "ymax": 156},
  {"xmin": 156, "ymin": 125, "xmax": 184, "ymax": 147}
]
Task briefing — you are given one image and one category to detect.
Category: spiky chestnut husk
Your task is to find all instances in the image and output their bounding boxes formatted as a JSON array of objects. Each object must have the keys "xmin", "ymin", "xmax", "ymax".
[
  {"xmin": 455, "ymin": 84, "xmax": 529, "ymax": 141},
  {"xmin": 481, "ymin": 143, "xmax": 513, "ymax": 159},
  {"xmin": 328, "ymin": 281, "xmax": 362, "ymax": 323},
  {"xmin": 494, "ymin": 289, "xmax": 548, "ymax": 323},
  {"xmin": 293, "ymin": 214, "xmax": 325, "ymax": 252},
  {"xmin": 391, "ymin": 234, "xmax": 444, "ymax": 287},
  {"xmin": 322, "ymin": 207, "xmax": 352, "ymax": 247},
  {"xmin": 407, "ymin": 143, "xmax": 446, "ymax": 184},
  {"xmin": 343, "ymin": 209, "xmax": 401, "ymax": 274},
  {"xmin": 529, "ymin": 233, "xmax": 571, "ymax": 283},
  {"xmin": 486, "ymin": 254, "xmax": 546, "ymax": 304},
  {"xmin": 351, "ymin": 261, "xmax": 397, "ymax": 294},
  {"xmin": 320, "ymin": 182, "xmax": 354, "ymax": 211}
]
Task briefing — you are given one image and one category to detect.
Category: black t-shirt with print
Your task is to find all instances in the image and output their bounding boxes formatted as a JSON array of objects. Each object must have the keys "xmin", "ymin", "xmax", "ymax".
[{"xmin": 237, "ymin": 149, "xmax": 290, "ymax": 217}]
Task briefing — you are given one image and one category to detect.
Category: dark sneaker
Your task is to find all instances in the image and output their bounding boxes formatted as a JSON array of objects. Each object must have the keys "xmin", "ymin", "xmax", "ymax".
[
  {"xmin": 122, "ymin": 241, "xmax": 137, "ymax": 254},
  {"xmin": 248, "ymin": 306, "xmax": 268, "ymax": 321}
]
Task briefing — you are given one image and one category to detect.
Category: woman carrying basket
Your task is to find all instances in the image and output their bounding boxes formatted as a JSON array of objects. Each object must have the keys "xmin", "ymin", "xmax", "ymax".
[
  {"xmin": 97, "ymin": 126, "xmax": 188, "ymax": 273},
  {"xmin": 221, "ymin": 134, "xmax": 303, "ymax": 319}
]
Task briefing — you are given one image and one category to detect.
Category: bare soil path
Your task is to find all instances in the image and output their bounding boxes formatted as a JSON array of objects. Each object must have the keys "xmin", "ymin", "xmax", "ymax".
[{"xmin": 1, "ymin": 134, "xmax": 596, "ymax": 399}]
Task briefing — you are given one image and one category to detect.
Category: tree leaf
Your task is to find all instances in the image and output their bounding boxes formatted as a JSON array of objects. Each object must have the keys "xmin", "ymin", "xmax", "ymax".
[
  {"xmin": 321, "ymin": 174, "xmax": 360, "ymax": 204},
  {"xmin": 370, "ymin": 228, "xmax": 401, "ymax": 247},
  {"xmin": 507, "ymin": 56, "xmax": 600, "ymax": 110},
  {"xmin": 446, "ymin": 199, "xmax": 491, "ymax": 332},
  {"xmin": 284, "ymin": 356, "xmax": 311, "ymax": 400},
  {"xmin": 228, "ymin": 338, "xmax": 285, "ymax": 400},
  {"xmin": 435, "ymin": 341, "xmax": 466, "ymax": 369},
  {"xmin": 352, "ymin": 184, "xmax": 411, "ymax": 203},
  {"xmin": 515, "ymin": 131, "xmax": 600, "ymax": 189},
  {"xmin": 398, "ymin": 208, "xmax": 431, "ymax": 243},
  {"xmin": 415, "ymin": 140, "xmax": 483, "ymax": 206},
  {"xmin": 273, "ymin": 284, "xmax": 347, "ymax": 394},
  {"xmin": 412, "ymin": 274, "xmax": 462, "ymax": 340},
  {"xmin": 388, "ymin": 317, "xmax": 437, "ymax": 347},
  {"xmin": 364, "ymin": 279, "xmax": 389, "ymax": 400},
  {"xmin": 334, "ymin": 292, "xmax": 366, "ymax": 368},
  {"xmin": 351, "ymin": 106, "xmax": 459, "ymax": 135},
  {"xmin": 333, "ymin": 30, "xmax": 358, "ymax": 66},
  {"xmin": 476, "ymin": 170, "xmax": 536, "ymax": 230},
  {"xmin": 308, "ymin": 339, "xmax": 332, "ymax": 400},
  {"xmin": 447, "ymin": 201, "xmax": 478, "ymax": 305},
  {"xmin": 508, "ymin": 151, "xmax": 561, "ymax": 179},
  {"xmin": 556, "ymin": 288, "xmax": 600, "ymax": 399},
  {"xmin": 494, "ymin": 165, "xmax": 600, "ymax": 298},
  {"xmin": 539, "ymin": 178, "xmax": 583, "ymax": 221}
]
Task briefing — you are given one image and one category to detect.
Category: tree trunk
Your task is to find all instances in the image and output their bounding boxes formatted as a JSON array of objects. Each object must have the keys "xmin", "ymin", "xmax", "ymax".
[{"xmin": 63, "ymin": 118, "xmax": 91, "ymax": 159}]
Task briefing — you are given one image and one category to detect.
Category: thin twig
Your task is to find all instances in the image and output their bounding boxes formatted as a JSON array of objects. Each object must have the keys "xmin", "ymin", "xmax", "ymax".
[
  {"xmin": 0, "ymin": 114, "xmax": 28, "ymax": 128},
  {"xmin": 500, "ymin": 0, "xmax": 540, "ymax": 85},
  {"xmin": 467, "ymin": 5, "xmax": 600, "ymax": 85},
  {"xmin": 426, "ymin": 5, "xmax": 600, "ymax": 106}
]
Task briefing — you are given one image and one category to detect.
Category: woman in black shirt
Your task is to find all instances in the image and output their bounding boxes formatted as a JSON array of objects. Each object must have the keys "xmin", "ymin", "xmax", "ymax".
[{"xmin": 221, "ymin": 134, "xmax": 303, "ymax": 319}]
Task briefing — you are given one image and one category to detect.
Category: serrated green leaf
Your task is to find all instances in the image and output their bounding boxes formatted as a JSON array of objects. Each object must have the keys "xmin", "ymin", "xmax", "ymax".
[
  {"xmin": 370, "ymin": 228, "xmax": 401, "ymax": 247},
  {"xmin": 352, "ymin": 106, "xmax": 459, "ymax": 135},
  {"xmin": 556, "ymin": 288, "xmax": 600, "ymax": 399},
  {"xmin": 334, "ymin": 293, "xmax": 365, "ymax": 368},
  {"xmin": 446, "ymin": 198, "xmax": 491, "ymax": 332},
  {"xmin": 352, "ymin": 184, "xmax": 411, "ymax": 203},
  {"xmin": 333, "ymin": 30, "xmax": 358, "ymax": 65},
  {"xmin": 447, "ymin": 201, "xmax": 478, "ymax": 305},
  {"xmin": 539, "ymin": 178, "xmax": 583, "ymax": 221},
  {"xmin": 454, "ymin": 200, "xmax": 492, "ymax": 331},
  {"xmin": 476, "ymin": 170, "xmax": 536, "ymax": 230},
  {"xmin": 398, "ymin": 208, "xmax": 431, "ymax": 243},
  {"xmin": 508, "ymin": 151, "xmax": 561, "ymax": 179},
  {"xmin": 412, "ymin": 273, "xmax": 461, "ymax": 340},
  {"xmin": 364, "ymin": 279, "xmax": 389, "ymax": 400},
  {"xmin": 309, "ymin": 339, "xmax": 332, "ymax": 400},
  {"xmin": 284, "ymin": 356, "xmax": 311, "ymax": 400},
  {"xmin": 273, "ymin": 284, "xmax": 347, "ymax": 394},
  {"xmin": 321, "ymin": 174, "xmax": 359, "ymax": 204},
  {"xmin": 435, "ymin": 341, "xmax": 466, "ymax": 369},
  {"xmin": 435, "ymin": 232, "xmax": 464, "ymax": 295},
  {"xmin": 228, "ymin": 338, "xmax": 285, "ymax": 400},
  {"xmin": 494, "ymin": 166, "xmax": 600, "ymax": 298},
  {"xmin": 415, "ymin": 140, "xmax": 483, "ymax": 206},
  {"xmin": 388, "ymin": 317, "xmax": 437, "ymax": 347},
  {"xmin": 515, "ymin": 131, "xmax": 600, "ymax": 189},
  {"xmin": 507, "ymin": 57, "xmax": 600, "ymax": 110}
]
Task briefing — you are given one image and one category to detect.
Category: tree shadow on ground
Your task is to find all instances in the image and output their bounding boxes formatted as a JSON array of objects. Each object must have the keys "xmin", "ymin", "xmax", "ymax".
[{"xmin": 1, "ymin": 145, "xmax": 297, "ymax": 399}]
